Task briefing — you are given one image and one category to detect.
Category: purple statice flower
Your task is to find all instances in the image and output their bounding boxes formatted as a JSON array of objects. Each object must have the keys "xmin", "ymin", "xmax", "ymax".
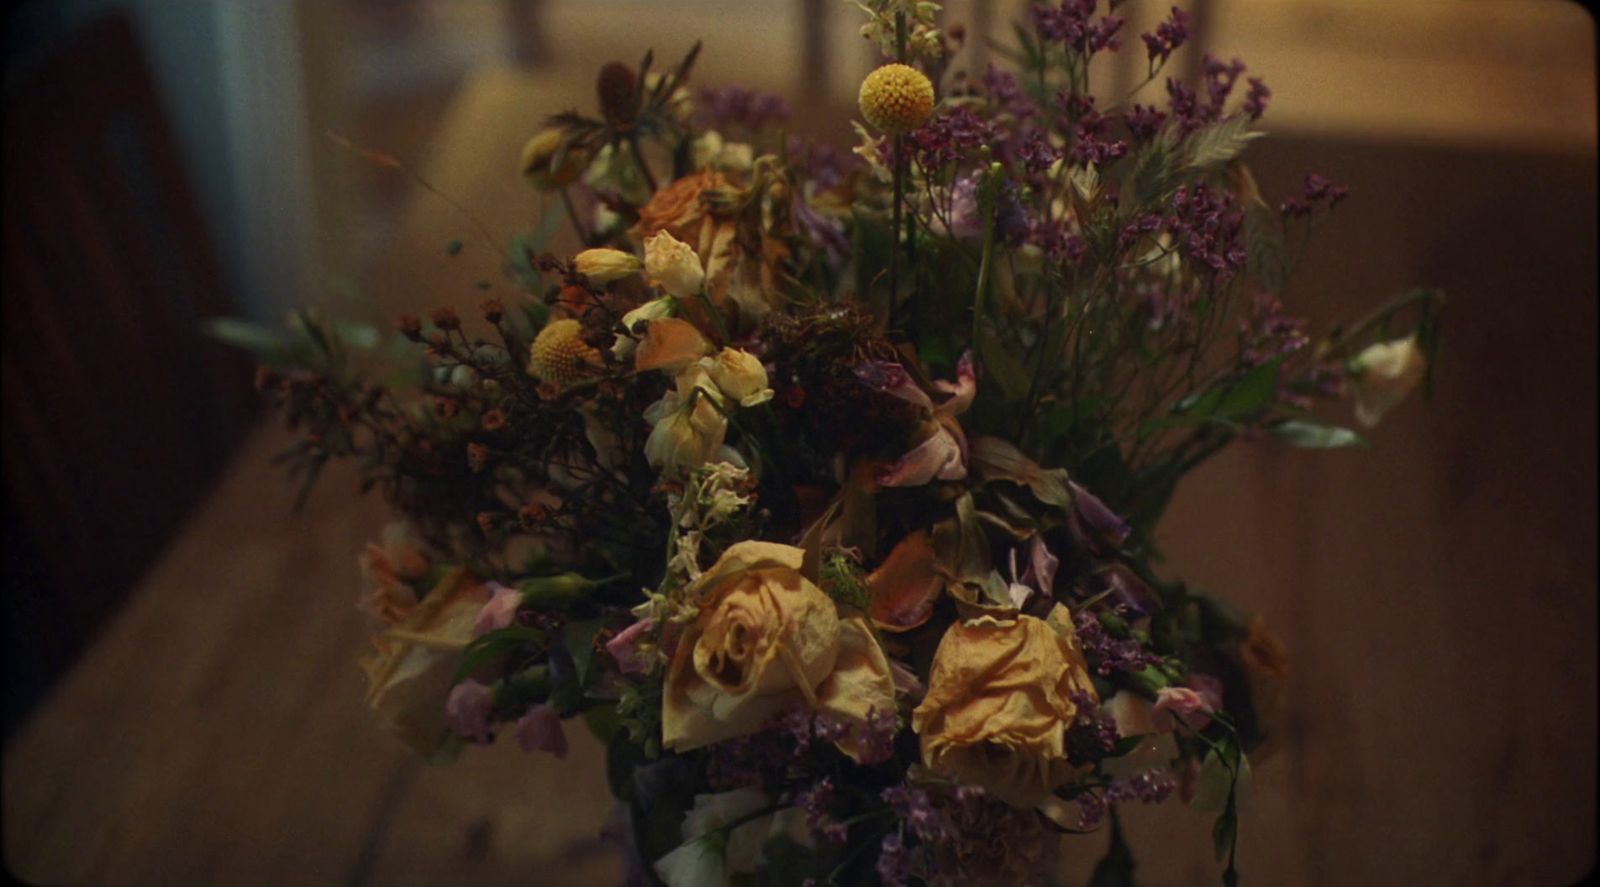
[
  {"xmin": 1141, "ymin": 6, "xmax": 1191, "ymax": 65},
  {"xmin": 1240, "ymin": 292, "xmax": 1311, "ymax": 367},
  {"xmin": 696, "ymin": 85, "xmax": 791, "ymax": 130},
  {"xmin": 1074, "ymin": 609, "xmax": 1162, "ymax": 676},
  {"xmin": 811, "ymin": 709, "xmax": 853, "ymax": 746},
  {"xmin": 1166, "ymin": 182, "xmax": 1247, "ymax": 279},
  {"xmin": 1118, "ymin": 212, "xmax": 1163, "ymax": 250},
  {"xmin": 1015, "ymin": 129, "xmax": 1061, "ymax": 177},
  {"xmin": 1202, "ymin": 55, "xmax": 1248, "ymax": 115},
  {"xmin": 786, "ymin": 135, "xmax": 861, "ymax": 191},
  {"xmin": 1033, "ymin": 1, "xmax": 1123, "ymax": 54},
  {"xmin": 800, "ymin": 777, "xmax": 850, "ymax": 844},
  {"xmin": 1066, "ymin": 689, "xmax": 1122, "ymax": 764},
  {"xmin": 1076, "ymin": 769, "xmax": 1178, "ymax": 828},
  {"xmin": 1029, "ymin": 218, "xmax": 1088, "ymax": 266},
  {"xmin": 876, "ymin": 832, "xmax": 915, "ymax": 887},
  {"xmin": 855, "ymin": 708, "xmax": 899, "ymax": 765},
  {"xmin": 1165, "ymin": 77, "xmax": 1208, "ymax": 134},
  {"xmin": 1280, "ymin": 172, "xmax": 1350, "ymax": 218},
  {"xmin": 882, "ymin": 785, "xmax": 946, "ymax": 843},
  {"xmin": 1067, "ymin": 102, "xmax": 1128, "ymax": 167},
  {"xmin": 909, "ymin": 107, "xmax": 996, "ymax": 170},
  {"xmin": 940, "ymin": 175, "xmax": 1028, "ymax": 245},
  {"xmin": 1243, "ymin": 76, "xmax": 1271, "ymax": 120},
  {"xmin": 1124, "ymin": 103, "xmax": 1168, "ymax": 142},
  {"xmin": 445, "ymin": 679, "xmax": 495, "ymax": 743},
  {"xmin": 705, "ymin": 727, "xmax": 794, "ymax": 790},
  {"xmin": 982, "ymin": 64, "xmax": 1036, "ymax": 119}
]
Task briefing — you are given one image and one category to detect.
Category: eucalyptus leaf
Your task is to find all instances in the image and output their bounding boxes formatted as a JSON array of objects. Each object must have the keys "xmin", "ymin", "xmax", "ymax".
[{"xmin": 1184, "ymin": 115, "xmax": 1265, "ymax": 170}]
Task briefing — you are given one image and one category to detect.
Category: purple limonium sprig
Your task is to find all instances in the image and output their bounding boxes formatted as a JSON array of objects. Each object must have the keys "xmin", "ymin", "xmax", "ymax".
[
  {"xmin": 1243, "ymin": 76, "xmax": 1271, "ymax": 120},
  {"xmin": 983, "ymin": 64, "xmax": 1037, "ymax": 119},
  {"xmin": 1241, "ymin": 292, "xmax": 1311, "ymax": 368},
  {"xmin": 882, "ymin": 784, "xmax": 946, "ymax": 843},
  {"xmin": 1142, "ymin": 6, "xmax": 1191, "ymax": 66},
  {"xmin": 1124, "ymin": 103, "xmax": 1168, "ymax": 142},
  {"xmin": 1033, "ymin": 0, "xmax": 1124, "ymax": 55},
  {"xmin": 1281, "ymin": 172, "xmax": 1351, "ymax": 217},
  {"xmin": 1166, "ymin": 182, "xmax": 1247, "ymax": 279},
  {"xmin": 1202, "ymin": 55, "xmax": 1248, "ymax": 116},
  {"xmin": 1074, "ymin": 609, "xmax": 1163, "ymax": 676},
  {"xmin": 695, "ymin": 85, "xmax": 791, "ymax": 130},
  {"xmin": 1076, "ymin": 769, "xmax": 1177, "ymax": 828},
  {"xmin": 1066, "ymin": 689, "xmax": 1121, "ymax": 764},
  {"xmin": 876, "ymin": 831, "xmax": 916, "ymax": 887},
  {"xmin": 909, "ymin": 107, "xmax": 997, "ymax": 170},
  {"xmin": 800, "ymin": 777, "xmax": 850, "ymax": 844}
]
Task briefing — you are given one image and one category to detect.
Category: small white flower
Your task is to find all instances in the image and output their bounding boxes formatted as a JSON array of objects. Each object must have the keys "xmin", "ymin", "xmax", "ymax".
[{"xmin": 1349, "ymin": 335, "xmax": 1426, "ymax": 427}]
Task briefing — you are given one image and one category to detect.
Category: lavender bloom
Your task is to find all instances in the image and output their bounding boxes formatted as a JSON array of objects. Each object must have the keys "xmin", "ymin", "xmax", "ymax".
[
  {"xmin": 445, "ymin": 679, "xmax": 495, "ymax": 743},
  {"xmin": 1065, "ymin": 689, "xmax": 1121, "ymax": 764},
  {"xmin": 882, "ymin": 784, "xmax": 946, "ymax": 842},
  {"xmin": 1076, "ymin": 769, "xmax": 1177, "ymax": 828},
  {"xmin": 876, "ymin": 832, "xmax": 915, "ymax": 887},
  {"xmin": 1165, "ymin": 78, "xmax": 1207, "ymax": 133},
  {"xmin": 1070, "ymin": 107, "xmax": 1129, "ymax": 167},
  {"xmin": 1142, "ymin": 6, "xmax": 1191, "ymax": 65},
  {"xmin": 1074, "ymin": 609, "xmax": 1162, "ymax": 676},
  {"xmin": 1029, "ymin": 218, "xmax": 1087, "ymax": 265},
  {"xmin": 1015, "ymin": 129, "xmax": 1061, "ymax": 177},
  {"xmin": 696, "ymin": 85, "xmax": 791, "ymax": 130},
  {"xmin": 800, "ymin": 777, "xmax": 850, "ymax": 844},
  {"xmin": 1166, "ymin": 183, "xmax": 1247, "ymax": 280},
  {"xmin": 982, "ymin": 64, "xmax": 1036, "ymax": 119}
]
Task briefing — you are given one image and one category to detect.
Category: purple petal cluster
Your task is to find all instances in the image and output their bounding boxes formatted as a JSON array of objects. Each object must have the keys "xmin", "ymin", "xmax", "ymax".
[
  {"xmin": 1074, "ymin": 609, "xmax": 1162, "ymax": 676},
  {"xmin": 1240, "ymin": 292, "xmax": 1311, "ymax": 368},
  {"xmin": 1065, "ymin": 689, "xmax": 1121, "ymax": 764},
  {"xmin": 876, "ymin": 832, "xmax": 915, "ymax": 887},
  {"xmin": 785, "ymin": 135, "xmax": 861, "ymax": 191},
  {"xmin": 800, "ymin": 777, "xmax": 849, "ymax": 844},
  {"xmin": 909, "ymin": 107, "xmax": 996, "ymax": 170},
  {"xmin": 1124, "ymin": 103, "xmax": 1168, "ymax": 142},
  {"xmin": 695, "ymin": 85, "xmax": 791, "ymax": 130},
  {"xmin": 982, "ymin": 64, "xmax": 1036, "ymax": 119},
  {"xmin": 1280, "ymin": 172, "xmax": 1350, "ymax": 217},
  {"xmin": 1243, "ymin": 76, "xmax": 1271, "ymax": 120},
  {"xmin": 1076, "ymin": 769, "xmax": 1177, "ymax": 828},
  {"xmin": 1167, "ymin": 182, "xmax": 1247, "ymax": 279},
  {"xmin": 1033, "ymin": 1, "xmax": 1124, "ymax": 55},
  {"xmin": 1029, "ymin": 218, "xmax": 1087, "ymax": 266},
  {"xmin": 881, "ymin": 784, "xmax": 946, "ymax": 842},
  {"xmin": 1064, "ymin": 97, "xmax": 1128, "ymax": 167},
  {"xmin": 1141, "ymin": 6, "xmax": 1191, "ymax": 65}
]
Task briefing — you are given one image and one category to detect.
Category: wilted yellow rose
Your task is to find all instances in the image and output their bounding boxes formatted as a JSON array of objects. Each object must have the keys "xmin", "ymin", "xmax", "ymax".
[
  {"xmin": 573, "ymin": 247, "xmax": 643, "ymax": 284},
  {"xmin": 1349, "ymin": 334, "xmax": 1426, "ymax": 427},
  {"xmin": 360, "ymin": 568, "xmax": 489, "ymax": 756},
  {"xmin": 645, "ymin": 230, "xmax": 707, "ymax": 298},
  {"xmin": 662, "ymin": 542, "xmax": 895, "ymax": 758},
  {"xmin": 912, "ymin": 605, "xmax": 1097, "ymax": 807}
]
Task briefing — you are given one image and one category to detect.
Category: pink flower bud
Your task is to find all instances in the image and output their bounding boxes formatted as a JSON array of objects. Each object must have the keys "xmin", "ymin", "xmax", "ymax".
[{"xmin": 514, "ymin": 704, "xmax": 568, "ymax": 758}]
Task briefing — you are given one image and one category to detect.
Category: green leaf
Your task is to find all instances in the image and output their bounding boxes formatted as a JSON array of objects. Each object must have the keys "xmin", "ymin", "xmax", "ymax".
[
  {"xmin": 1184, "ymin": 114, "xmax": 1264, "ymax": 170},
  {"xmin": 452, "ymin": 626, "xmax": 544, "ymax": 683},
  {"xmin": 564, "ymin": 618, "xmax": 605, "ymax": 687},
  {"xmin": 975, "ymin": 326, "xmax": 1031, "ymax": 403},
  {"xmin": 605, "ymin": 732, "xmax": 648, "ymax": 802},
  {"xmin": 1269, "ymin": 419, "xmax": 1369, "ymax": 449},
  {"xmin": 1212, "ymin": 803, "xmax": 1238, "ymax": 863},
  {"xmin": 1088, "ymin": 809, "xmax": 1136, "ymax": 887}
]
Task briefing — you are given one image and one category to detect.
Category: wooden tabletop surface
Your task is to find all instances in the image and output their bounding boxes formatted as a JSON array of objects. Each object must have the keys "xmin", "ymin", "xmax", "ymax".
[{"xmin": 7, "ymin": 59, "xmax": 1597, "ymax": 887}]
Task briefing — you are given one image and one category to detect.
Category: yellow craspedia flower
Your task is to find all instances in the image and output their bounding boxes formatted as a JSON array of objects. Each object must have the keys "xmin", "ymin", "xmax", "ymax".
[
  {"xmin": 858, "ymin": 63, "xmax": 935, "ymax": 135},
  {"xmin": 528, "ymin": 318, "xmax": 601, "ymax": 385}
]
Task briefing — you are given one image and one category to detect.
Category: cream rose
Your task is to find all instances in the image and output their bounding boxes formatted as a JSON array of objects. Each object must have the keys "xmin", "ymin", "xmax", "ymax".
[
  {"xmin": 705, "ymin": 348, "xmax": 773, "ymax": 407},
  {"xmin": 911, "ymin": 605, "xmax": 1097, "ymax": 807},
  {"xmin": 662, "ymin": 542, "xmax": 895, "ymax": 757},
  {"xmin": 645, "ymin": 230, "xmax": 707, "ymax": 298},
  {"xmin": 573, "ymin": 247, "xmax": 643, "ymax": 284}
]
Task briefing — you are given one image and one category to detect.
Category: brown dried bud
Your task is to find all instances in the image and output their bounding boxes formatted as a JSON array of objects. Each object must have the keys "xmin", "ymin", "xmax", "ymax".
[
  {"xmin": 254, "ymin": 365, "xmax": 281, "ymax": 392},
  {"xmin": 395, "ymin": 314, "xmax": 423, "ymax": 341},
  {"xmin": 517, "ymin": 502, "xmax": 549, "ymax": 529},
  {"xmin": 597, "ymin": 62, "xmax": 639, "ymax": 125},
  {"xmin": 476, "ymin": 511, "xmax": 498, "ymax": 536},
  {"xmin": 466, "ymin": 441, "xmax": 490, "ymax": 472},
  {"xmin": 481, "ymin": 409, "xmax": 508, "ymax": 431},
  {"xmin": 782, "ymin": 384, "xmax": 807, "ymax": 409},
  {"xmin": 427, "ymin": 331, "xmax": 449, "ymax": 348},
  {"xmin": 480, "ymin": 298, "xmax": 505, "ymax": 324},
  {"xmin": 433, "ymin": 397, "xmax": 459, "ymax": 419},
  {"xmin": 430, "ymin": 306, "xmax": 461, "ymax": 331}
]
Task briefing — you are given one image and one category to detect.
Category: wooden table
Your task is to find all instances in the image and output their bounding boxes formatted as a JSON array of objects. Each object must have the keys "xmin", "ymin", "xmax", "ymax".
[{"xmin": 8, "ymin": 59, "xmax": 1597, "ymax": 886}]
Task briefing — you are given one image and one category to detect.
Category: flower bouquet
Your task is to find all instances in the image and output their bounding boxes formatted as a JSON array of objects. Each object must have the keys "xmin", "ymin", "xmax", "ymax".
[{"xmin": 234, "ymin": 1, "xmax": 1442, "ymax": 884}]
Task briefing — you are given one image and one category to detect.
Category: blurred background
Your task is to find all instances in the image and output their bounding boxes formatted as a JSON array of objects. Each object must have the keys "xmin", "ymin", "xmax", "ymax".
[{"xmin": 3, "ymin": 1, "xmax": 1595, "ymax": 885}]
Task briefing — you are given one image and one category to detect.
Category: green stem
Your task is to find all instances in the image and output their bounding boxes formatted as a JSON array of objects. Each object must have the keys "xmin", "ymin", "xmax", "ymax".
[{"xmin": 971, "ymin": 164, "xmax": 999, "ymax": 351}]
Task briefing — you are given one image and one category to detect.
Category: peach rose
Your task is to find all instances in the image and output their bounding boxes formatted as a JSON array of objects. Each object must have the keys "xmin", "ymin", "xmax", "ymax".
[
  {"xmin": 662, "ymin": 542, "xmax": 895, "ymax": 758},
  {"xmin": 633, "ymin": 169, "xmax": 728, "ymax": 243},
  {"xmin": 912, "ymin": 605, "xmax": 1097, "ymax": 807}
]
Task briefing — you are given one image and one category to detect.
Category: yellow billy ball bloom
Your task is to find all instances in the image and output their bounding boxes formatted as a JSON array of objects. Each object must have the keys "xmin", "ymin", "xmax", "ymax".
[
  {"xmin": 528, "ymin": 318, "xmax": 601, "ymax": 386},
  {"xmin": 858, "ymin": 63, "xmax": 935, "ymax": 135}
]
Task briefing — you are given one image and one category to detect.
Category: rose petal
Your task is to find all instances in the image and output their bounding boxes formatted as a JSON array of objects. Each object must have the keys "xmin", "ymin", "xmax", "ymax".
[
  {"xmin": 931, "ymin": 350, "xmax": 977, "ymax": 416},
  {"xmin": 635, "ymin": 317, "xmax": 713, "ymax": 373},
  {"xmin": 853, "ymin": 361, "xmax": 934, "ymax": 411},
  {"xmin": 866, "ymin": 531, "xmax": 945, "ymax": 632},
  {"xmin": 879, "ymin": 427, "xmax": 966, "ymax": 487}
]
